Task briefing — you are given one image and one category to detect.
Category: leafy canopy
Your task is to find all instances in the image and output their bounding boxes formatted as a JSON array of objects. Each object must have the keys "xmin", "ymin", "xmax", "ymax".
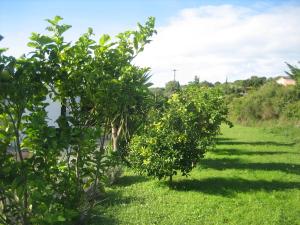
[{"xmin": 128, "ymin": 85, "xmax": 231, "ymax": 181}]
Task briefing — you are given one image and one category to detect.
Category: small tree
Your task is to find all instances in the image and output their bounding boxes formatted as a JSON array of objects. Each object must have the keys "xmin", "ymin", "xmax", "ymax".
[
  {"xmin": 286, "ymin": 62, "xmax": 300, "ymax": 84},
  {"xmin": 128, "ymin": 85, "xmax": 232, "ymax": 183},
  {"xmin": 286, "ymin": 62, "xmax": 300, "ymax": 98}
]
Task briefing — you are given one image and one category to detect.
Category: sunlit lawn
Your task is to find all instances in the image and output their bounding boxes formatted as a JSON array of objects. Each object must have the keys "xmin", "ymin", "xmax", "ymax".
[{"xmin": 92, "ymin": 125, "xmax": 300, "ymax": 225}]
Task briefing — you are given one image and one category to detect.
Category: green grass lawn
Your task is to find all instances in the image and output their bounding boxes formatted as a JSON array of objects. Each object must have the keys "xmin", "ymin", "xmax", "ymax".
[{"xmin": 93, "ymin": 125, "xmax": 300, "ymax": 225}]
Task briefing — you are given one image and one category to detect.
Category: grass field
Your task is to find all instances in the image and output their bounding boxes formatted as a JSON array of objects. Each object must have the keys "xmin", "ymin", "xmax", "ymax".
[{"xmin": 93, "ymin": 125, "xmax": 300, "ymax": 225}]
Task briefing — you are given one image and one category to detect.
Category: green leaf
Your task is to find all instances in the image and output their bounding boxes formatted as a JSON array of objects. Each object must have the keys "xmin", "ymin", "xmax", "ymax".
[
  {"xmin": 0, "ymin": 48, "xmax": 8, "ymax": 54},
  {"xmin": 87, "ymin": 27, "xmax": 93, "ymax": 35},
  {"xmin": 46, "ymin": 15, "xmax": 63, "ymax": 26},
  {"xmin": 99, "ymin": 34, "xmax": 111, "ymax": 46},
  {"xmin": 27, "ymin": 42, "xmax": 39, "ymax": 48},
  {"xmin": 57, "ymin": 215, "xmax": 66, "ymax": 222}
]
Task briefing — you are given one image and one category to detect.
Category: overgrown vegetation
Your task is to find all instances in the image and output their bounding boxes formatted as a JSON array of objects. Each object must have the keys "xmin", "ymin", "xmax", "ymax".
[
  {"xmin": 229, "ymin": 82, "xmax": 299, "ymax": 123},
  {"xmin": 223, "ymin": 63, "xmax": 300, "ymax": 125}
]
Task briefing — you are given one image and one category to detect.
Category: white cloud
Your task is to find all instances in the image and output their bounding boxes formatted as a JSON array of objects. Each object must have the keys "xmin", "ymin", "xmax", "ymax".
[{"xmin": 135, "ymin": 4, "xmax": 300, "ymax": 86}]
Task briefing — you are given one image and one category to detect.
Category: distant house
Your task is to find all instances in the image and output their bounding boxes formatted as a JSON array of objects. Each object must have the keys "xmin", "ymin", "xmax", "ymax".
[{"xmin": 276, "ymin": 77, "xmax": 296, "ymax": 86}]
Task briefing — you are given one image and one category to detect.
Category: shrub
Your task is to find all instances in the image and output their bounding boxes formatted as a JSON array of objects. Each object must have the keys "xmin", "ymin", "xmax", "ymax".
[
  {"xmin": 229, "ymin": 82, "xmax": 298, "ymax": 123},
  {"xmin": 282, "ymin": 101, "xmax": 300, "ymax": 121},
  {"xmin": 128, "ymin": 86, "xmax": 231, "ymax": 182}
]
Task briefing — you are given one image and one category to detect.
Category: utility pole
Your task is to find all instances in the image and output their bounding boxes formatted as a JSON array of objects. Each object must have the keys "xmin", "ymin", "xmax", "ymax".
[
  {"xmin": 173, "ymin": 69, "xmax": 177, "ymax": 81},
  {"xmin": 225, "ymin": 75, "xmax": 229, "ymax": 94}
]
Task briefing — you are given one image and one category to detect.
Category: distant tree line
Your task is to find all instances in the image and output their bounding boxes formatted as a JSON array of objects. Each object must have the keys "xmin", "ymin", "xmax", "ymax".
[
  {"xmin": 227, "ymin": 65, "xmax": 300, "ymax": 124},
  {"xmin": 150, "ymin": 67, "xmax": 300, "ymax": 125}
]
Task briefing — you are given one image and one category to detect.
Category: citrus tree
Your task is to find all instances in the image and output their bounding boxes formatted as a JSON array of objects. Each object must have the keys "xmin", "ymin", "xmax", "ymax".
[
  {"xmin": 128, "ymin": 85, "xmax": 232, "ymax": 182},
  {"xmin": 0, "ymin": 16, "xmax": 156, "ymax": 224},
  {"xmin": 91, "ymin": 17, "xmax": 156, "ymax": 153}
]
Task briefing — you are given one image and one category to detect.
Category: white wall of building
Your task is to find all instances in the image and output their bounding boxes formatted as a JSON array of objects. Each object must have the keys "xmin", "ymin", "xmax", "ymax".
[{"xmin": 45, "ymin": 96, "xmax": 61, "ymax": 127}]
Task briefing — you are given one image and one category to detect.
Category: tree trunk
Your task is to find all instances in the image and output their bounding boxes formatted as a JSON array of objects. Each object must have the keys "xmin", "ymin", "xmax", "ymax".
[
  {"xmin": 111, "ymin": 124, "xmax": 118, "ymax": 152},
  {"xmin": 111, "ymin": 120, "xmax": 123, "ymax": 152},
  {"xmin": 15, "ymin": 122, "xmax": 28, "ymax": 225},
  {"xmin": 61, "ymin": 99, "xmax": 67, "ymax": 118}
]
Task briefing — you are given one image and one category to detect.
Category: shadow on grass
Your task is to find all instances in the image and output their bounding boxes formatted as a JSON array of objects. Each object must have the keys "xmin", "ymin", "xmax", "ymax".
[
  {"xmin": 90, "ymin": 213, "xmax": 118, "ymax": 225},
  {"xmin": 217, "ymin": 140, "xmax": 295, "ymax": 147},
  {"xmin": 213, "ymin": 148, "xmax": 297, "ymax": 156},
  {"xmin": 113, "ymin": 175, "xmax": 149, "ymax": 187},
  {"xmin": 102, "ymin": 191, "xmax": 144, "ymax": 207},
  {"xmin": 169, "ymin": 177, "xmax": 300, "ymax": 197},
  {"xmin": 216, "ymin": 137, "xmax": 234, "ymax": 142},
  {"xmin": 199, "ymin": 158, "xmax": 300, "ymax": 175},
  {"xmin": 89, "ymin": 175, "xmax": 149, "ymax": 224},
  {"xmin": 90, "ymin": 190, "xmax": 144, "ymax": 225}
]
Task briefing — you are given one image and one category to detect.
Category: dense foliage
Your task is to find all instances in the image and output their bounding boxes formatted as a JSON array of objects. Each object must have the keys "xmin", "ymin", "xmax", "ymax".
[
  {"xmin": 0, "ymin": 16, "xmax": 155, "ymax": 224},
  {"xmin": 128, "ymin": 85, "xmax": 232, "ymax": 182},
  {"xmin": 229, "ymin": 72, "xmax": 300, "ymax": 124}
]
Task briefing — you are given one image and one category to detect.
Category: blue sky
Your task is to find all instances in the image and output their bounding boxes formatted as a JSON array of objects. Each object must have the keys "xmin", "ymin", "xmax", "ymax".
[
  {"xmin": 1, "ymin": 0, "xmax": 293, "ymax": 34},
  {"xmin": 1, "ymin": 0, "xmax": 300, "ymax": 86}
]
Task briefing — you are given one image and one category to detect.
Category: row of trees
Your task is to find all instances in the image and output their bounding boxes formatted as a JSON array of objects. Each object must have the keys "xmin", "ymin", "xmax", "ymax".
[
  {"xmin": 0, "ymin": 16, "xmax": 232, "ymax": 224},
  {"xmin": 150, "ymin": 75, "xmax": 269, "ymax": 100}
]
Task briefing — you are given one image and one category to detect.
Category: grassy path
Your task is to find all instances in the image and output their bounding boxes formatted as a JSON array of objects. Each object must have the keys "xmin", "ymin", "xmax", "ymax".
[{"xmin": 94, "ymin": 125, "xmax": 300, "ymax": 225}]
